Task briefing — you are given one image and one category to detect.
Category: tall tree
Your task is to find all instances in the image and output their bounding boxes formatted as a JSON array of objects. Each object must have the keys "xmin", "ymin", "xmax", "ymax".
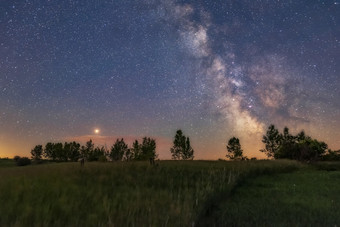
[
  {"xmin": 88, "ymin": 146, "xmax": 106, "ymax": 161},
  {"xmin": 141, "ymin": 137, "xmax": 157, "ymax": 160},
  {"xmin": 132, "ymin": 140, "xmax": 142, "ymax": 160},
  {"xmin": 44, "ymin": 142, "xmax": 57, "ymax": 161},
  {"xmin": 81, "ymin": 139, "xmax": 94, "ymax": 160},
  {"xmin": 54, "ymin": 143, "xmax": 65, "ymax": 161},
  {"xmin": 110, "ymin": 138, "xmax": 128, "ymax": 161},
  {"xmin": 64, "ymin": 141, "xmax": 81, "ymax": 162},
  {"xmin": 170, "ymin": 130, "xmax": 184, "ymax": 160},
  {"xmin": 170, "ymin": 130, "xmax": 194, "ymax": 160},
  {"xmin": 43, "ymin": 142, "xmax": 65, "ymax": 161},
  {"xmin": 31, "ymin": 145, "xmax": 43, "ymax": 161},
  {"xmin": 260, "ymin": 124, "xmax": 282, "ymax": 158},
  {"xmin": 124, "ymin": 148, "xmax": 134, "ymax": 161},
  {"xmin": 282, "ymin": 127, "xmax": 295, "ymax": 144},
  {"xmin": 182, "ymin": 137, "xmax": 194, "ymax": 160},
  {"xmin": 296, "ymin": 130, "xmax": 306, "ymax": 142},
  {"xmin": 226, "ymin": 137, "xmax": 243, "ymax": 160},
  {"xmin": 275, "ymin": 127, "xmax": 296, "ymax": 159}
]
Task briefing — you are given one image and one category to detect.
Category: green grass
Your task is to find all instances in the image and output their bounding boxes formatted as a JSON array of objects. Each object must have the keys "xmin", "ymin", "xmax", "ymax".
[
  {"xmin": 209, "ymin": 166, "xmax": 340, "ymax": 226},
  {"xmin": 0, "ymin": 160, "xmax": 301, "ymax": 226},
  {"xmin": 0, "ymin": 158, "xmax": 16, "ymax": 168}
]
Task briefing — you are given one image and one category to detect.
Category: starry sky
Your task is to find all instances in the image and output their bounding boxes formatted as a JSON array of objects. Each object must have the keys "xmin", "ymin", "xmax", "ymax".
[{"xmin": 1, "ymin": 0, "xmax": 339, "ymax": 159}]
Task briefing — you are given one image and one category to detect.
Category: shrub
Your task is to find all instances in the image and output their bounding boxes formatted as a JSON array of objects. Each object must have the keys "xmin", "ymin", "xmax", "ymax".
[
  {"xmin": 322, "ymin": 150, "xmax": 340, "ymax": 161},
  {"xmin": 13, "ymin": 156, "xmax": 21, "ymax": 162},
  {"xmin": 16, "ymin": 157, "xmax": 31, "ymax": 166}
]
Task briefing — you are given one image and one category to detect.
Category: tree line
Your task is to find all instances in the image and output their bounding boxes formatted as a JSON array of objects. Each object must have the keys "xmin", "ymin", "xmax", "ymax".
[
  {"xmin": 28, "ymin": 137, "xmax": 158, "ymax": 163},
  {"xmin": 14, "ymin": 130, "xmax": 194, "ymax": 165},
  {"xmin": 13, "ymin": 125, "xmax": 340, "ymax": 166}
]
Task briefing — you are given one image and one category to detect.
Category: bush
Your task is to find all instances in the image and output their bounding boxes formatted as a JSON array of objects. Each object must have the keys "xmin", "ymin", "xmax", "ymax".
[
  {"xmin": 322, "ymin": 150, "xmax": 340, "ymax": 161},
  {"xmin": 16, "ymin": 157, "xmax": 31, "ymax": 166},
  {"xmin": 13, "ymin": 156, "xmax": 21, "ymax": 162}
]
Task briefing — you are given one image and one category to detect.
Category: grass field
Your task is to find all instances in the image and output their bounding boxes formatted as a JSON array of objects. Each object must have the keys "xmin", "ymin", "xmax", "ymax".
[
  {"xmin": 200, "ymin": 163, "xmax": 340, "ymax": 226},
  {"xmin": 0, "ymin": 158, "xmax": 16, "ymax": 168},
  {"xmin": 0, "ymin": 159, "xmax": 339, "ymax": 226}
]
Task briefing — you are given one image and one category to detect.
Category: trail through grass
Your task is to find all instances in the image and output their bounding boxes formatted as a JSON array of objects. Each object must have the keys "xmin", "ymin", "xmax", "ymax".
[
  {"xmin": 0, "ymin": 160, "xmax": 300, "ymax": 226},
  {"xmin": 207, "ymin": 166, "xmax": 340, "ymax": 226}
]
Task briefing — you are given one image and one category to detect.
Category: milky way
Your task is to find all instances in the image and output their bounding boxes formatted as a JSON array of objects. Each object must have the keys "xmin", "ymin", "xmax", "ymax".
[{"xmin": 1, "ymin": 0, "xmax": 339, "ymax": 159}]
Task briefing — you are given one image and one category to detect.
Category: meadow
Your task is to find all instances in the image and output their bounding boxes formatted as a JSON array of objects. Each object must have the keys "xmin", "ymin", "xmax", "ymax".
[
  {"xmin": 0, "ymin": 159, "xmax": 339, "ymax": 226},
  {"xmin": 199, "ymin": 162, "xmax": 340, "ymax": 226}
]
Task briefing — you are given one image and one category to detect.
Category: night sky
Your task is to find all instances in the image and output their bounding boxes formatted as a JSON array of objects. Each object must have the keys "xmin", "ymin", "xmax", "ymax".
[{"xmin": 1, "ymin": 0, "xmax": 339, "ymax": 159}]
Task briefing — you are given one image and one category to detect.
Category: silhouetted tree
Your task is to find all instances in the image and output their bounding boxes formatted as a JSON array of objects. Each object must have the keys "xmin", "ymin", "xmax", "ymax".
[
  {"xmin": 31, "ymin": 145, "xmax": 43, "ymax": 161},
  {"xmin": 43, "ymin": 142, "xmax": 66, "ymax": 161},
  {"xmin": 81, "ymin": 139, "xmax": 94, "ymax": 161},
  {"xmin": 282, "ymin": 127, "xmax": 295, "ymax": 144},
  {"xmin": 260, "ymin": 124, "xmax": 282, "ymax": 158},
  {"xmin": 141, "ymin": 137, "xmax": 157, "ymax": 160},
  {"xmin": 132, "ymin": 140, "xmax": 142, "ymax": 160},
  {"xmin": 297, "ymin": 138, "xmax": 328, "ymax": 161},
  {"xmin": 131, "ymin": 138, "xmax": 157, "ymax": 161},
  {"xmin": 124, "ymin": 148, "xmax": 134, "ymax": 161},
  {"xmin": 170, "ymin": 130, "xmax": 194, "ymax": 160},
  {"xmin": 110, "ymin": 138, "xmax": 128, "ymax": 161},
  {"xmin": 54, "ymin": 142, "xmax": 65, "ymax": 161},
  {"xmin": 64, "ymin": 141, "xmax": 81, "ymax": 162},
  {"xmin": 88, "ymin": 146, "xmax": 106, "ymax": 161},
  {"xmin": 44, "ymin": 142, "xmax": 57, "ymax": 161},
  {"xmin": 170, "ymin": 130, "xmax": 184, "ymax": 160},
  {"xmin": 226, "ymin": 137, "xmax": 243, "ymax": 160},
  {"xmin": 274, "ymin": 127, "xmax": 296, "ymax": 159},
  {"xmin": 80, "ymin": 146, "xmax": 86, "ymax": 160},
  {"xmin": 182, "ymin": 137, "xmax": 194, "ymax": 160},
  {"xmin": 296, "ymin": 130, "xmax": 306, "ymax": 141}
]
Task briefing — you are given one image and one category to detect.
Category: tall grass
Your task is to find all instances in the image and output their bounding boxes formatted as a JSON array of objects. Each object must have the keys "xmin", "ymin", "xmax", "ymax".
[
  {"xmin": 212, "ymin": 167, "xmax": 340, "ymax": 226},
  {"xmin": 0, "ymin": 158, "xmax": 16, "ymax": 168},
  {"xmin": 0, "ymin": 160, "xmax": 300, "ymax": 226}
]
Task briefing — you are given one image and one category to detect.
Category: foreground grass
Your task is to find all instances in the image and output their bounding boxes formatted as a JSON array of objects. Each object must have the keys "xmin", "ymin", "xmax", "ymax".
[
  {"xmin": 210, "ymin": 165, "xmax": 340, "ymax": 226},
  {"xmin": 0, "ymin": 158, "xmax": 16, "ymax": 168},
  {"xmin": 0, "ymin": 160, "xmax": 300, "ymax": 226}
]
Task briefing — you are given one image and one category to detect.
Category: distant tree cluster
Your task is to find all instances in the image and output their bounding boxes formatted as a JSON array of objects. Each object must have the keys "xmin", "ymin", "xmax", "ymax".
[
  {"xmin": 225, "ymin": 124, "xmax": 339, "ymax": 162},
  {"xmin": 260, "ymin": 124, "xmax": 331, "ymax": 162},
  {"xmin": 110, "ymin": 137, "xmax": 157, "ymax": 161},
  {"xmin": 170, "ymin": 130, "xmax": 194, "ymax": 160},
  {"xmin": 30, "ymin": 137, "xmax": 157, "ymax": 163}
]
